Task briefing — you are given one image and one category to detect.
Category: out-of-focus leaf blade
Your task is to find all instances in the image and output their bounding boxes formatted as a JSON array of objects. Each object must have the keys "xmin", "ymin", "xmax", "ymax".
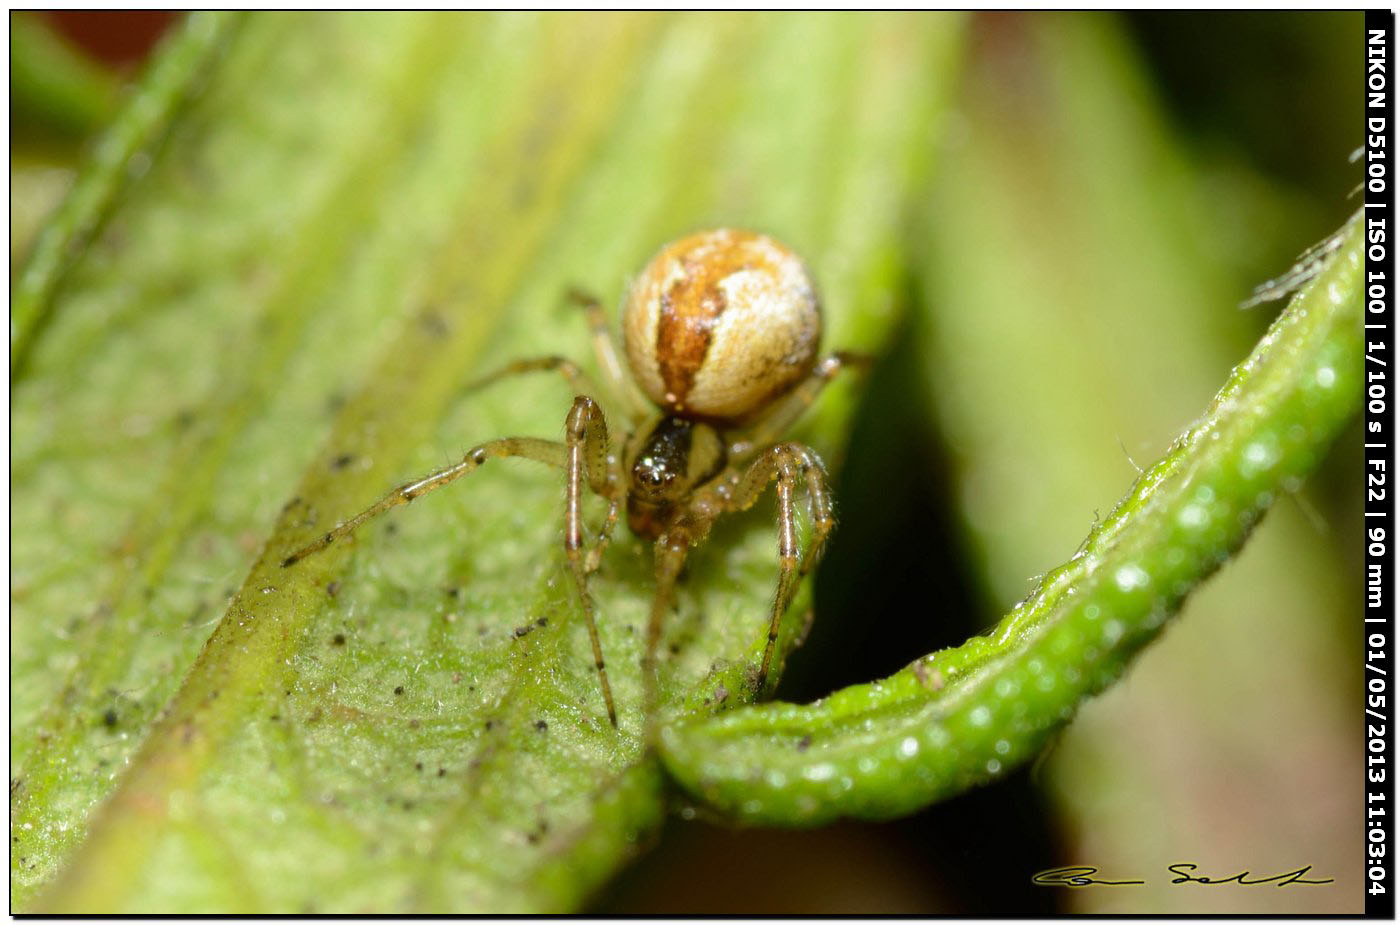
[
  {"xmin": 11, "ymin": 11, "xmax": 238, "ymax": 374},
  {"xmin": 10, "ymin": 12, "xmax": 122, "ymax": 146},
  {"xmin": 915, "ymin": 15, "xmax": 1363, "ymax": 913}
]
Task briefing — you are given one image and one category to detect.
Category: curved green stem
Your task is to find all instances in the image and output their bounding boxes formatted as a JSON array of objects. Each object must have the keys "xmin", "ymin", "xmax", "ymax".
[{"xmin": 659, "ymin": 215, "xmax": 1364, "ymax": 825}]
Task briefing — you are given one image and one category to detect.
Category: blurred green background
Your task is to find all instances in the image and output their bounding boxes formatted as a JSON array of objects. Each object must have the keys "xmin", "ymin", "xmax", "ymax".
[{"xmin": 11, "ymin": 11, "xmax": 1362, "ymax": 913}]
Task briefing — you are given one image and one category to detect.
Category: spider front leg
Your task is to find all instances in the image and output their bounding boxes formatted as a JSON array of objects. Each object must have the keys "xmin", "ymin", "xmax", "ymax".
[
  {"xmin": 563, "ymin": 395, "xmax": 623, "ymax": 727},
  {"xmin": 281, "ymin": 397, "xmax": 623, "ymax": 729},
  {"xmin": 280, "ymin": 436, "xmax": 569, "ymax": 566},
  {"xmin": 722, "ymin": 442, "xmax": 835, "ymax": 696},
  {"xmin": 460, "ymin": 354, "xmax": 622, "ymax": 572},
  {"xmin": 282, "ymin": 347, "xmax": 616, "ymax": 568}
]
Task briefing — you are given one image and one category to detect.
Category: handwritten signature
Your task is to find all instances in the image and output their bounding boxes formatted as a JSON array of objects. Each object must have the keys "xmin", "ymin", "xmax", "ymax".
[{"xmin": 1033, "ymin": 865, "xmax": 1334, "ymax": 888}]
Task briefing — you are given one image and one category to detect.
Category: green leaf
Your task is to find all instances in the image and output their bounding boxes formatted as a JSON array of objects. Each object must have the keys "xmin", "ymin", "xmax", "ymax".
[
  {"xmin": 658, "ymin": 214, "xmax": 1362, "ymax": 824},
  {"xmin": 10, "ymin": 12, "xmax": 123, "ymax": 149},
  {"xmin": 11, "ymin": 12, "xmax": 965, "ymax": 913}
]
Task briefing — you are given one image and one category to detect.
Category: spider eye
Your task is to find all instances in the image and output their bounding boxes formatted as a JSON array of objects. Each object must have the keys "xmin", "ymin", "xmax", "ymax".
[{"xmin": 634, "ymin": 455, "xmax": 674, "ymax": 488}]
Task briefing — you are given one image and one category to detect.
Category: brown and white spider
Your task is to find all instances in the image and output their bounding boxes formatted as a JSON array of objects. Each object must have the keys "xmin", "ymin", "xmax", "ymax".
[{"xmin": 283, "ymin": 229, "xmax": 862, "ymax": 727}]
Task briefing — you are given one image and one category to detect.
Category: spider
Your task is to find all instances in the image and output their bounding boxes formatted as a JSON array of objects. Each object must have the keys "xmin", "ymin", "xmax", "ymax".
[{"xmin": 283, "ymin": 229, "xmax": 863, "ymax": 727}]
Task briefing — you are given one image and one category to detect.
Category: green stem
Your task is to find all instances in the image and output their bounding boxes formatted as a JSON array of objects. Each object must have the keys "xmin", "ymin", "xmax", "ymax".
[
  {"xmin": 659, "ymin": 215, "xmax": 1363, "ymax": 825},
  {"xmin": 10, "ymin": 11, "xmax": 239, "ymax": 379}
]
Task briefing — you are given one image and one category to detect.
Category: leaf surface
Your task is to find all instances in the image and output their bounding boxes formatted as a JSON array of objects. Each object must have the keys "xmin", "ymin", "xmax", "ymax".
[{"xmin": 11, "ymin": 12, "xmax": 964, "ymax": 912}]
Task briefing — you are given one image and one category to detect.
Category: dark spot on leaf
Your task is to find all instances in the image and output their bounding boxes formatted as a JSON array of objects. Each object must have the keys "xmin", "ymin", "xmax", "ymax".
[
  {"xmin": 484, "ymin": 720, "xmax": 494, "ymax": 731},
  {"xmin": 419, "ymin": 308, "xmax": 450, "ymax": 338},
  {"xmin": 445, "ymin": 586, "xmax": 461, "ymax": 599},
  {"xmin": 513, "ymin": 624, "xmax": 533, "ymax": 638},
  {"xmin": 535, "ymin": 720, "xmax": 547, "ymax": 732},
  {"xmin": 102, "ymin": 708, "xmax": 118, "ymax": 728},
  {"xmin": 394, "ymin": 686, "xmax": 404, "ymax": 695},
  {"xmin": 270, "ymin": 714, "xmax": 281, "ymax": 722},
  {"xmin": 535, "ymin": 617, "xmax": 547, "ymax": 627},
  {"xmin": 437, "ymin": 767, "xmax": 446, "ymax": 777},
  {"xmin": 331, "ymin": 453, "xmax": 355, "ymax": 470},
  {"xmin": 525, "ymin": 816, "xmax": 551, "ymax": 844},
  {"xmin": 415, "ymin": 762, "xmax": 423, "ymax": 772},
  {"xmin": 332, "ymin": 633, "xmax": 346, "ymax": 646},
  {"xmin": 796, "ymin": 735, "xmax": 812, "ymax": 752},
  {"xmin": 326, "ymin": 581, "xmax": 340, "ymax": 598}
]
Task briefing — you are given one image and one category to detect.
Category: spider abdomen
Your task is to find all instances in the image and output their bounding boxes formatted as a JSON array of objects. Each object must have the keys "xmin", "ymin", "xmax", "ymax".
[{"xmin": 622, "ymin": 229, "xmax": 821, "ymax": 424}]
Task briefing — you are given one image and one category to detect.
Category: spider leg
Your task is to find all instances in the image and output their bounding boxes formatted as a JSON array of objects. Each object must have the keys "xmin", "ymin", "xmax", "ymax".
[
  {"xmin": 566, "ymin": 287, "xmax": 652, "ymax": 424},
  {"xmin": 281, "ymin": 436, "xmax": 568, "ymax": 566},
  {"xmin": 642, "ymin": 526, "xmax": 698, "ymax": 727},
  {"xmin": 286, "ymin": 397, "xmax": 624, "ymax": 728},
  {"xmin": 459, "ymin": 355, "xmax": 624, "ymax": 574},
  {"xmin": 571, "ymin": 403, "xmax": 621, "ymax": 579},
  {"xmin": 584, "ymin": 496, "xmax": 621, "ymax": 575},
  {"xmin": 720, "ymin": 442, "xmax": 835, "ymax": 695},
  {"xmin": 564, "ymin": 396, "xmax": 622, "ymax": 727},
  {"xmin": 463, "ymin": 354, "xmax": 602, "ymax": 401},
  {"xmin": 728, "ymin": 351, "xmax": 871, "ymax": 458}
]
